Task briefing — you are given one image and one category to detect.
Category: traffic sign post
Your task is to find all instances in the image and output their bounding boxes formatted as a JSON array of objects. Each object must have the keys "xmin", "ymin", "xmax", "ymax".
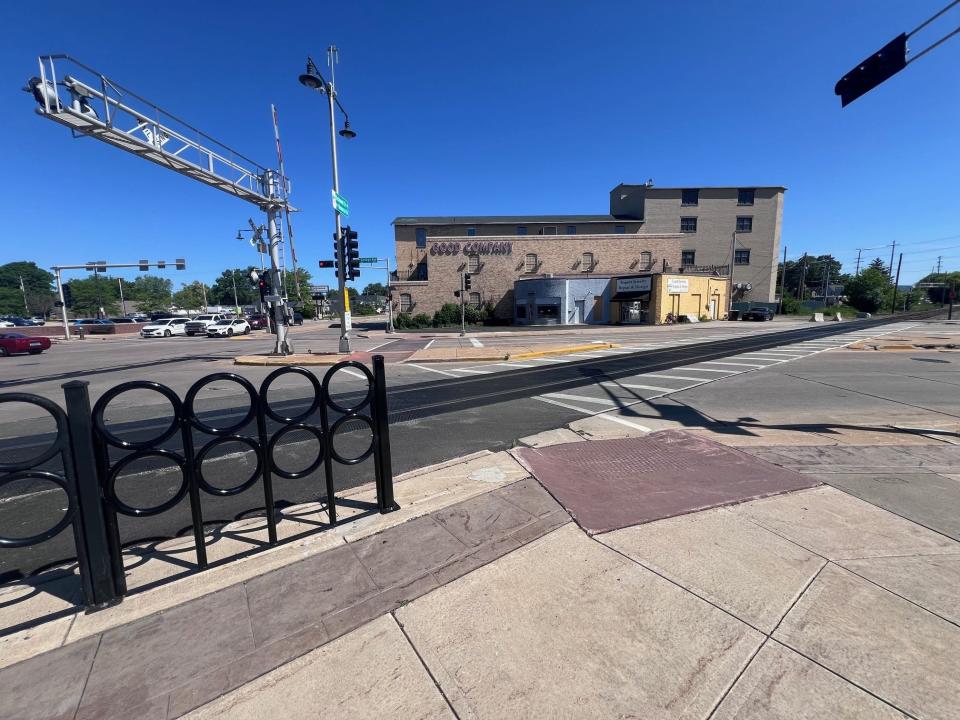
[{"xmin": 332, "ymin": 189, "xmax": 349, "ymax": 216}]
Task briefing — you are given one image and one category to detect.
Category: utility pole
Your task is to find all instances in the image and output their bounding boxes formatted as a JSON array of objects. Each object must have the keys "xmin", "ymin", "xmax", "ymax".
[
  {"xmin": 265, "ymin": 171, "xmax": 292, "ymax": 354},
  {"xmin": 55, "ymin": 269, "xmax": 69, "ymax": 338},
  {"xmin": 798, "ymin": 253, "xmax": 808, "ymax": 301},
  {"xmin": 890, "ymin": 253, "xmax": 903, "ymax": 314},
  {"xmin": 823, "ymin": 264, "xmax": 831, "ymax": 306},
  {"xmin": 888, "ymin": 241, "xmax": 897, "ymax": 280},
  {"xmin": 936, "ymin": 255, "xmax": 943, "ymax": 274},
  {"xmin": 949, "ymin": 280, "xmax": 955, "ymax": 320},
  {"xmin": 777, "ymin": 245, "xmax": 787, "ymax": 314},
  {"xmin": 117, "ymin": 278, "xmax": 125, "ymax": 316},
  {"xmin": 200, "ymin": 282, "xmax": 208, "ymax": 313},
  {"xmin": 231, "ymin": 271, "xmax": 240, "ymax": 316},
  {"xmin": 18, "ymin": 275, "xmax": 29, "ymax": 315},
  {"xmin": 855, "ymin": 249, "xmax": 862, "ymax": 275}
]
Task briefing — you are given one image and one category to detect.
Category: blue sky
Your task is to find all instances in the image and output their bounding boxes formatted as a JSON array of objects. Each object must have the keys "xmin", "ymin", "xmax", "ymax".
[{"xmin": 1, "ymin": 0, "xmax": 958, "ymax": 288}]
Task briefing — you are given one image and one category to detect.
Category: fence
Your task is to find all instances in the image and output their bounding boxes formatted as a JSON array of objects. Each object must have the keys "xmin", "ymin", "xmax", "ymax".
[{"xmin": 0, "ymin": 356, "xmax": 397, "ymax": 609}]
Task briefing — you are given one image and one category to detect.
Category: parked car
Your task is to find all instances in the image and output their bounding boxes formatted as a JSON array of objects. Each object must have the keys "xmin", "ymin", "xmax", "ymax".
[
  {"xmin": 742, "ymin": 307, "xmax": 775, "ymax": 321},
  {"xmin": 149, "ymin": 312, "xmax": 177, "ymax": 322},
  {"xmin": 29, "ymin": 316, "xmax": 46, "ymax": 325},
  {"xmin": 109, "ymin": 317, "xmax": 137, "ymax": 324},
  {"xmin": 246, "ymin": 314, "xmax": 268, "ymax": 330},
  {"xmin": 0, "ymin": 316, "xmax": 34, "ymax": 327},
  {"xmin": 0, "ymin": 333, "xmax": 51, "ymax": 356},
  {"xmin": 72, "ymin": 319, "xmax": 116, "ymax": 334},
  {"xmin": 127, "ymin": 314, "xmax": 150, "ymax": 322},
  {"xmin": 140, "ymin": 317, "xmax": 189, "ymax": 337},
  {"xmin": 184, "ymin": 314, "xmax": 225, "ymax": 336},
  {"xmin": 206, "ymin": 318, "xmax": 250, "ymax": 337},
  {"xmin": 292, "ymin": 312, "xmax": 303, "ymax": 326},
  {"xmin": 0, "ymin": 320, "xmax": 13, "ymax": 328}
]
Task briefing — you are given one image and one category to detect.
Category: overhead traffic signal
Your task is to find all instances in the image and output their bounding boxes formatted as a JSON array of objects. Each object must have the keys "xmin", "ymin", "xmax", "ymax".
[
  {"xmin": 175, "ymin": 258, "xmax": 186, "ymax": 270},
  {"xmin": 834, "ymin": 33, "xmax": 907, "ymax": 107},
  {"xmin": 343, "ymin": 226, "xmax": 360, "ymax": 280},
  {"xmin": 463, "ymin": 273, "xmax": 472, "ymax": 291},
  {"xmin": 62, "ymin": 283, "xmax": 74, "ymax": 308},
  {"xmin": 139, "ymin": 260, "xmax": 149, "ymax": 271},
  {"xmin": 318, "ymin": 260, "xmax": 335, "ymax": 269}
]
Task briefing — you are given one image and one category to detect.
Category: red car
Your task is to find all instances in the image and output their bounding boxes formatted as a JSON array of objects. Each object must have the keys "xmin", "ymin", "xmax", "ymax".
[
  {"xmin": 246, "ymin": 314, "xmax": 268, "ymax": 330},
  {"xmin": 0, "ymin": 333, "xmax": 51, "ymax": 356}
]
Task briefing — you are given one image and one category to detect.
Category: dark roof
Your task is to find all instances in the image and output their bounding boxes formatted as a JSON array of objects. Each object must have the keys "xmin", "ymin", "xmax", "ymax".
[
  {"xmin": 392, "ymin": 214, "xmax": 628, "ymax": 226},
  {"xmin": 613, "ymin": 183, "xmax": 787, "ymax": 191}
]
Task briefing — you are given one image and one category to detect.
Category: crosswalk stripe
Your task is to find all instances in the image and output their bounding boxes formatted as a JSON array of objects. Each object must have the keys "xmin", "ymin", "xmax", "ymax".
[
  {"xmin": 542, "ymin": 393, "xmax": 620, "ymax": 406},
  {"xmin": 698, "ymin": 360, "xmax": 768, "ymax": 368},
  {"xmin": 642, "ymin": 373, "xmax": 714, "ymax": 382},
  {"xmin": 600, "ymin": 382, "xmax": 677, "ymax": 393}
]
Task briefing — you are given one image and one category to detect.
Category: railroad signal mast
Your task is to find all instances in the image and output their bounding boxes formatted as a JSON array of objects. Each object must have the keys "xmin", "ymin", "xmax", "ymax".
[{"xmin": 26, "ymin": 54, "xmax": 294, "ymax": 354}]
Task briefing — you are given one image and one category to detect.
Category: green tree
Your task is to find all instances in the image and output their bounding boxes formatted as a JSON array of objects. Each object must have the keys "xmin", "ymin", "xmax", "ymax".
[
  {"xmin": 172, "ymin": 281, "xmax": 207, "ymax": 312},
  {"xmin": 844, "ymin": 267, "xmax": 891, "ymax": 313},
  {"xmin": 210, "ymin": 268, "xmax": 258, "ymax": 307},
  {"xmin": 867, "ymin": 257, "xmax": 888, "ymax": 275},
  {"xmin": 361, "ymin": 282, "xmax": 388, "ymax": 297},
  {"xmin": 68, "ymin": 274, "xmax": 120, "ymax": 317},
  {"xmin": 0, "ymin": 261, "xmax": 55, "ymax": 316},
  {"xmin": 125, "ymin": 275, "xmax": 173, "ymax": 313},
  {"xmin": 914, "ymin": 271, "xmax": 960, "ymax": 304}
]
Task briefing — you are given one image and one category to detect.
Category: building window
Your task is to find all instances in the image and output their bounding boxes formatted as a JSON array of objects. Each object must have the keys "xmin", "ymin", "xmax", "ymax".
[
  {"xmin": 516, "ymin": 305, "xmax": 527, "ymax": 319},
  {"xmin": 615, "ymin": 225, "xmax": 626, "ymax": 234},
  {"xmin": 400, "ymin": 293, "xmax": 412, "ymax": 312},
  {"xmin": 415, "ymin": 228, "xmax": 426, "ymax": 248},
  {"xmin": 469, "ymin": 292, "xmax": 481, "ymax": 308},
  {"xmin": 581, "ymin": 252, "xmax": 594, "ymax": 271},
  {"xmin": 524, "ymin": 253, "xmax": 538, "ymax": 273},
  {"xmin": 541, "ymin": 226, "xmax": 557, "ymax": 235},
  {"xmin": 682, "ymin": 189, "xmax": 699, "ymax": 206},
  {"xmin": 640, "ymin": 251, "xmax": 652, "ymax": 269},
  {"xmin": 466, "ymin": 227, "xmax": 477, "ymax": 237},
  {"xmin": 680, "ymin": 217, "xmax": 697, "ymax": 233},
  {"xmin": 734, "ymin": 249, "xmax": 751, "ymax": 265},
  {"xmin": 566, "ymin": 225, "xmax": 577, "ymax": 235},
  {"xmin": 736, "ymin": 216, "xmax": 753, "ymax": 233},
  {"xmin": 681, "ymin": 250, "xmax": 696, "ymax": 266},
  {"xmin": 737, "ymin": 188, "xmax": 755, "ymax": 206},
  {"xmin": 516, "ymin": 226, "xmax": 528, "ymax": 235},
  {"xmin": 468, "ymin": 254, "xmax": 480, "ymax": 273}
]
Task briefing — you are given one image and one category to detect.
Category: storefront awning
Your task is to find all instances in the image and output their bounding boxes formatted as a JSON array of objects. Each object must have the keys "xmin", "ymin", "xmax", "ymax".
[{"xmin": 611, "ymin": 291, "xmax": 651, "ymax": 301}]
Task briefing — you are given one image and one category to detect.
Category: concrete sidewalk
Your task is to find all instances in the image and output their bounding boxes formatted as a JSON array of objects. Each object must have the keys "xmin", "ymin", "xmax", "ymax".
[{"xmin": 2, "ymin": 419, "xmax": 958, "ymax": 718}]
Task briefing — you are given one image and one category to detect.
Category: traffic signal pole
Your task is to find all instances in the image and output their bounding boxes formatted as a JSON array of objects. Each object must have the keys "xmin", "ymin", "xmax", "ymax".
[
  {"xmin": 327, "ymin": 63, "xmax": 351, "ymax": 354},
  {"xmin": 55, "ymin": 268, "xmax": 70, "ymax": 340},
  {"xmin": 459, "ymin": 272, "xmax": 466, "ymax": 336}
]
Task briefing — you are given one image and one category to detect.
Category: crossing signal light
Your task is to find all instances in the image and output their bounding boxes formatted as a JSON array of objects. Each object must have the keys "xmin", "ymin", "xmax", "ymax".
[
  {"xmin": 318, "ymin": 260, "xmax": 335, "ymax": 269},
  {"xmin": 834, "ymin": 33, "xmax": 908, "ymax": 107},
  {"xmin": 257, "ymin": 275, "xmax": 272, "ymax": 301},
  {"xmin": 463, "ymin": 273, "xmax": 472, "ymax": 291},
  {"xmin": 343, "ymin": 226, "xmax": 360, "ymax": 280}
]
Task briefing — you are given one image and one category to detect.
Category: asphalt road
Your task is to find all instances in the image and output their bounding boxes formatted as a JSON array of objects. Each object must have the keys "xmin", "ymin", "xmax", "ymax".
[{"xmin": 0, "ymin": 311, "xmax": 945, "ymax": 579}]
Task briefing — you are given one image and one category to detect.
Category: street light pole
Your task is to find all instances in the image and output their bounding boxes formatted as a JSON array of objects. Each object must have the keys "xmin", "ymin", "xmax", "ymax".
[
  {"xmin": 55, "ymin": 268, "xmax": 70, "ymax": 339},
  {"xmin": 118, "ymin": 278, "xmax": 125, "ymax": 315},
  {"xmin": 299, "ymin": 48, "xmax": 356, "ymax": 354},
  {"xmin": 231, "ymin": 271, "xmax": 240, "ymax": 316}
]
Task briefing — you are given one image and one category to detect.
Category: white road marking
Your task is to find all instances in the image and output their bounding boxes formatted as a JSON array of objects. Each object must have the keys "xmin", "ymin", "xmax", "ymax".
[
  {"xmin": 407, "ymin": 363, "xmax": 459, "ymax": 377},
  {"xmin": 566, "ymin": 352, "xmax": 606, "ymax": 358},
  {"xmin": 529, "ymin": 357, "xmax": 567, "ymax": 363},
  {"xmin": 449, "ymin": 367, "xmax": 493, "ymax": 375},
  {"xmin": 600, "ymin": 382, "xmax": 678, "ymax": 393},
  {"xmin": 683, "ymin": 367, "xmax": 743, "ymax": 373},
  {"xmin": 495, "ymin": 362, "xmax": 535, "ymax": 368},
  {"xmin": 534, "ymin": 396, "xmax": 652, "ymax": 431},
  {"xmin": 542, "ymin": 393, "xmax": 620, "ymax": 406},
  {"xmin": 424, "ymin": 339, "xmax": 436, "ymax": 350},
  {"xmin": 469, "ymin": 337, "xmax": 483, "ymax": 347},
  {"xmin": 340, "ymin": 368, "xmax": 368, "ymax": 380},
  {"xmin": 698, "ymin": 360, "xmax": 768, "ymax": 368},
  {"xmin": 736, "ymin": 355, "xmax": 788, "ymax": 362},
  {"xmin": 364, "ymin": 339, "xmax": 398, "ymax": 352},
  {"xmin": 639, "ymin": 373, "xmax": 712, "ymax": 382}
]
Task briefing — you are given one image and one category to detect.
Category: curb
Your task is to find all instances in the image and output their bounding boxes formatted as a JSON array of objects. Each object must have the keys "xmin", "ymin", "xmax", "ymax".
[
  {"xmin": 510, "ymin": 342, "xmax": 618, "ymax": 360},
  {"xmin": 233, "ymin": 354, "xmax": 344, "ymax": 366}
]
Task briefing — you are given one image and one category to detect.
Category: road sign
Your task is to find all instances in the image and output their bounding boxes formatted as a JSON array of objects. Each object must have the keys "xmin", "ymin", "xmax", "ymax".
[
  {"xmin": 309, "ymin": 284, "xmax": 330, "ymax": 294},
  {"xmin": 264, "ymin": 294, "xmax": 281, "ymax": 303},
  {"xmin": 916, "ymin": 283, "xmax": 947, "ymax": 288},
  {"xmin": 331, "ymin": 189, "xmax": 349, "ymax": 216},
  {"xmin": 359, "ymin": 257, "xmax": 378, "ymax": 264}
]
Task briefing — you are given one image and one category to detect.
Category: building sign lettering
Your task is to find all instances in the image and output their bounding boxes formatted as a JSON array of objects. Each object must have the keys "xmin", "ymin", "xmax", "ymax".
[
  {"xmin": 430, "ymin": 241, "xmax": 512, "ymax": 256},
  {"xmin": 616, "ymin": 277, "xmax": 651, "ymax": 293},
  {"xmin": 667, "ymin": 278, "xmax": 690, "ymax": 293}
]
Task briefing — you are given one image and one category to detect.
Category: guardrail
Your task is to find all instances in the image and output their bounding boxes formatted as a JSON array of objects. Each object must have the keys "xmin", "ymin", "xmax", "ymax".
[{"xmin": 0, "ymin": 356, "xmax": 397, "ymax": 609}]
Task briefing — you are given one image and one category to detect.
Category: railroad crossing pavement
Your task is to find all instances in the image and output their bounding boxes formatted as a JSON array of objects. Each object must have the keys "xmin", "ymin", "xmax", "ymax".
[{"xmin": 2, "ymin": 378, "xmax": 958, "ymax": 719}]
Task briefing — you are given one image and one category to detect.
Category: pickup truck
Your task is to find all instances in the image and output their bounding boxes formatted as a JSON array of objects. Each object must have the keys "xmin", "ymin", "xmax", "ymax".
[{"xmin": 184, "ymin": 314, "xmax": 225, "ymax": 336}]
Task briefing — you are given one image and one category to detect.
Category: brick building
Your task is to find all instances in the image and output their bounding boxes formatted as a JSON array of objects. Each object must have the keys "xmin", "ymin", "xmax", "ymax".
[{"xmin": 391, "ymin": 182, "xmax": 784, "ymax": 322}]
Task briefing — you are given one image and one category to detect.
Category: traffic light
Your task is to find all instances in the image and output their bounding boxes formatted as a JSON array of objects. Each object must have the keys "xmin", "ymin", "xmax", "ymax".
[
  {"xmin": 258, "ymin": 275, "xmax": 272, "ymax": 302},
  {"xmin": 175, "ymin": 259, "xmax": 186, "ymax": 270},
  {"xmin": 333, "ymin": 230, "xmax": 343, "ymax": 275},
  {"xmin": 343, "ymin": 226, "xmax": 360, "ymax": 280},
  {"xmin": 463, "ymin": 273, "xmax": 472, "ymax": 291},
  {"xmin": 318, "ymin": 260, "xmax": 335, "ymax": 269},
  {"xmin": 834, "ymin": 33, "xmax": 907, "ymax": 107},
  {"xmin": 62, "ymin": 283, "xmax": 74, "ymax": 308},
  {"xmin": 157, "ymin": 260, "xmax": 166, "ymax": 269},
  {"xmin": 139, "ymin": 260, "xmax": 149, "ymax": 271}
]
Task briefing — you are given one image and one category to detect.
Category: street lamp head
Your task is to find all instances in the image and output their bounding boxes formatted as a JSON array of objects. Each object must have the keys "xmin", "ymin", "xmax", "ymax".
[
  {"xmin": 338, "ymin": 120, "xmax": 357, "ymax": 139},
  {"xmin": 236, "ymin": 230, "xmax": 244, "ymax": 240},
  {"xmin": 299, "ymin": 58, "xmax": 325, "ymax": 90}
]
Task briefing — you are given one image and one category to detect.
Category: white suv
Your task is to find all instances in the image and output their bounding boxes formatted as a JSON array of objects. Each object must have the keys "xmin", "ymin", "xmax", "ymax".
[
  {"xmin": 206, "ymin": 318, "xmax": 251, "ymax": 337},
  {"xmin": 185, "ymin": 314, "xmax": 225, "ymax": 336},
  {"xmin": 140, "ymin": 318, "xmax": 189, "ymax": 338}
]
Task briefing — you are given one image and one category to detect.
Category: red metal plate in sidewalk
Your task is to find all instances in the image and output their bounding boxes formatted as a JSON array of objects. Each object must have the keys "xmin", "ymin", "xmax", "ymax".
[{"xmin": 514, "ymin": 430, "xmax": 819, "ymax": 534}]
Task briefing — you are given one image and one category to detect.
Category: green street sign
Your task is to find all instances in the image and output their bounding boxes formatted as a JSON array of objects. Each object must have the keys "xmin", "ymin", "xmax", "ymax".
[
  {"xmin": 331, "ymin": 189, "xmax": 349, "ymax": 216},
  {"xmin": 359, "ymin": 257, "xmax": 378, "ymax": 264}
]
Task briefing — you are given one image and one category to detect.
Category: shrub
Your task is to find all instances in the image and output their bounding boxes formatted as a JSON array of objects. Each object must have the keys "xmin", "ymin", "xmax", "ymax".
[{"xmin": 411, "ymin": 313, "xmax": 432, "ymax": 328}]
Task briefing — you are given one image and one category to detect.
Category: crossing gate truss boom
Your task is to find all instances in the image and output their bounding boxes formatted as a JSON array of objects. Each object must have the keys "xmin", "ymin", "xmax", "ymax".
[{"xmin": 30, "ymin": 54, "xmax": 292, "ymax": 210}]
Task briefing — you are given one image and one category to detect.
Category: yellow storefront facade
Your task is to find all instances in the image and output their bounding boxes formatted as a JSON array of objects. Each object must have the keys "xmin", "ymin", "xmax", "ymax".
[{"xmin": 609, "ymin": 273, "xmax": 729, "ymax": 325}]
